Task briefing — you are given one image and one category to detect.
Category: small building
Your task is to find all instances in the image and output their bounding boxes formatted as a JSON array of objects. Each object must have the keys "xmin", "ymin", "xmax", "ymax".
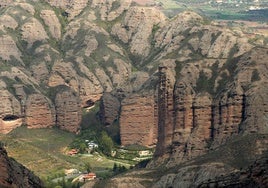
[
  {"xmin": 83, "ymin": 173, "xmax": 97, "ymax": 180},
  {"xmin": 139, "ymin": 150, "xmax": 152, "ymax": 157},
  {"xmin": 74, "ymin": 173, "xmax": 97, "ymax": 182},
  {"xmin": 68, "ymin": 149, "xmax": 78, "ymax": 155},
  {"xmin": 87, "ymin": 141, "xmax": 98, "ymax": 149}
]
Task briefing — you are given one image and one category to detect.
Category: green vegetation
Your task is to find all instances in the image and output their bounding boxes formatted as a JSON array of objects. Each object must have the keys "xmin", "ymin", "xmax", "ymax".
[
  {"xmin": 156, "ymin": 0, "xmax": 268, "ymax": 22},
  {"xmin": 111, "ymin": 1, "xmax": 121, "ymax": 12},
  {"xmin": 0, "ymin": 126, "xmax": 76, "ymax": 177},
  {"xmin": 251, "ymin": 69, "xmax": 261, "ymax": 82},
  {"xmin": 0, "ymin": 101, "xmax": 147, "ymax": 186},
  {"xmin": 0, "ymin": 126, "xmax": 137, "ymax": 187}
]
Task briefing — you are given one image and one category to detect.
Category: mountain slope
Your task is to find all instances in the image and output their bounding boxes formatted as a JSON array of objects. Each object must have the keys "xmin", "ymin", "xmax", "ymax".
[
  {"xmin": 0, "ymin": 144, "xmax": 43, "ymax": 188},
  {"xmin": 0, "ymin": 1, "xmax": 267, "ymax": 187}
]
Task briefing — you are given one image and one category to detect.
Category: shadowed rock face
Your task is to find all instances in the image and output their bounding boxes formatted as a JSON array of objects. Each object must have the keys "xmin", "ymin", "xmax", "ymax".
[
  {"xmin": 99, "ymin": 93, "xmax": 120, "ymax": 126},
  {"xmin": 55, "ymin": 88, "xmax": 82, "ymax": 133},
  {"xmin": 0, "ymin": 145, "xmax": 44, "ymax": 188}
]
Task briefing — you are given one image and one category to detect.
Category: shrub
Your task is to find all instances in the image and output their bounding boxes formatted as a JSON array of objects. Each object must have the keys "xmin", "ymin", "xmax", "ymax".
[{"xmin": 251, "ymin": 69, "xmax": 261, "ymax": 82}]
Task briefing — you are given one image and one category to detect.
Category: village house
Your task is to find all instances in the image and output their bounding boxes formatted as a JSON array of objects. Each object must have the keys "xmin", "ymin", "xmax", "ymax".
[
  {"xmin": 138, "ymin": 150, "xmax": 152, "ymax": 157},
  {"xmin": 74, "ymin": 173, "xmax": 97, "ymax": 182},
  {"xmin": 68, "ymin": 149, "xmax": 78, "ymax": 155}
]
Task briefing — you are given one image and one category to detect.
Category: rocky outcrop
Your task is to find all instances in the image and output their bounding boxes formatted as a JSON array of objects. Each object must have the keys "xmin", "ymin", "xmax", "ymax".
[
  {"xmin": 153, "ymin": 163, "xmax": 233, "ymax": 188},
  {"xmin": 151, "ymin": 46, "xmax": 268, "ymax": 167},
  {"xmin": 0, "ymin": 145, "xmax": 44, "ymax": 188},
  {"xmin": 0, "ymin": 83, "xmax": 22, "ymax": 134},
  {"xmin": 111, "ymin": 6, "xmax": 167, "ymax": 57},
  {"xmin": 91, "ymin": 0, "xmax": 132, "ymax": 21},
  {"xmin": 198, "ymin": 153, "xmax": 268, "ymax": 188},
  {"xmin": 25, "ymin": 94, "xmax": 55, "ymax": 129},
  {"xmin": 155, "ymin": 64, "xmax": 176, "ymax": 156},
  {"xmin": 45, "ymin": 0, "xmax": 88, "ymax": 19},
  {"xmin": 40, "ymin": 10, "xmax": 61, "ymax": 39},
  {"xmin": 0, "ymin": 1, "xmax": 267, "ymax": 162},
  {"xmin": 0, "ymin": 15, "xmax": 18, "ymax": 30},
  {"xmin": 55, "ymin": 87, "xmax": 82, "ymax": 133},
  {"xmin": 120, "ymin": 93, "xmax": 158, "ymax": 147},
  {"xmin": 0, "ymin": 35, "xmax": 21, "ymax": 61},
  {"xmin": 21, "ymin": 18, "xmax": 48, "ymax": 46},
  {"xmin": 99, "ymin": 93, "xmax": 120, "ymax": 126}
]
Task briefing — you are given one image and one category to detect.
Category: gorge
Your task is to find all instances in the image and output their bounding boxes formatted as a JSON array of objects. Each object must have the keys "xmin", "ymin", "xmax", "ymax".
[{"xmin": 0, "ymin": 0, "xmax": 267, "ymax": 187}]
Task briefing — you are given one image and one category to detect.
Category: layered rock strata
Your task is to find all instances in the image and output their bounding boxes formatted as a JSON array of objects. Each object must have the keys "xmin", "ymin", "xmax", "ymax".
[
  {"xmin": 25, "ymin": 94, "xmax": 55, "ymax": 129},
  {"xmin": 55, "ymin": 88, "xmax": 82, "ymax": 133},
  {"xmin": 120, "ymin": 93, "xmax": 158, "ymax": 147},
  {"xmin": 99, "ymin": 93, "xmax": 120, "ymax": 126},
  {"xmin": 152, "ymin": 47, "xmax": 268, "ymax": 166}
]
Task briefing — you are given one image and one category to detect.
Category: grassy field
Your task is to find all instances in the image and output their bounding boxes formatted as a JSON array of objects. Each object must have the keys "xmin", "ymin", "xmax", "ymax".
[
  {"xmin": 0, "ymin": 126, "xmax": 132, "ymax": 180},
  {"xmin": 154, "ymin": 0, "xmax": 268, "ymax": 22}
]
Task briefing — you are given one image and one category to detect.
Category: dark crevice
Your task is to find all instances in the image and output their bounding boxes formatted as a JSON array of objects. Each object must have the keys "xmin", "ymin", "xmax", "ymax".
[
  {"xmin": 85, "ymin": 99, "xmax": 95, "ymax": 108},
  {"xmin": 2, "ymin": 115, "xmax": 20, "ymax": 121}
]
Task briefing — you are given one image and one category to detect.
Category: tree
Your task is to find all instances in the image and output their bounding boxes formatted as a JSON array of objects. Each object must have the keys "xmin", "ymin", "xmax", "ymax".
[
  {"xmin": 113, "ymin": 163, "xmax": 118, "ymax": 172},
  {"xmin": 84, "ymin": 162, "xmax": 92, "ymax": 173},
  {"xmin": 99, "ymin": 131, "xmax": 114, "ymax": 156},
  {"xmin": 79, "ymin": 143, "xmax": 87, "ymax": 153}
]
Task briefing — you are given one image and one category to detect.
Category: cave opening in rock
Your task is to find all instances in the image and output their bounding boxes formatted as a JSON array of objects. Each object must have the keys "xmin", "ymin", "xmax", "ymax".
[
  {"xmin": 85, "ymin": 99, "xmax": 95, "ymax": 108},
  {"xmin": 2, "ymin": 115, "xmax": 20, "ymax": 121}
]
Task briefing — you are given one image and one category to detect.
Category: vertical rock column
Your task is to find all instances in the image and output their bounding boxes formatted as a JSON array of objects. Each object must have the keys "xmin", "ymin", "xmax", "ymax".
[
  {"xmin": 120, "ymin": 94, "xmax": 157, "ymax": 147},
  {"xmin": 155, "ymin": 65, "xmax": 175, "ymax": 157},
  {"xmin": 55, "ymin": 88, "xmax": 81, "ymax": 133},
  {"xmin": 212, "ymin": 86, "xmax": 245, "ymax": 147},
  {"xmin": 171, "ymin": 82, "xmax": 195, "ymax": 159},
  {"xmin": 186, "ymin": 94, "xmax": 212, "ymax": 158},
  {"xmin": 25, "ymin": 94, "xmax": 56, "ymax": 129}
]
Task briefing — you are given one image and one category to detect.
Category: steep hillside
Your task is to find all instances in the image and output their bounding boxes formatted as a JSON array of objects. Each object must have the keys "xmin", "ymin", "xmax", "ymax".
[
  {"xmin": 0, "ymin": 144, "xmax": 43, "ymax": 187},
  {"xmin": 0, "ymin": 1, "xmax": 267, "ymax": 187}
]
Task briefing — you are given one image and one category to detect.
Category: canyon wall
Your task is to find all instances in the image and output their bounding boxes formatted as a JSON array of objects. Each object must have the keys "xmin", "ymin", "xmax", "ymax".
[
  {"xmin": 120, "ymin": 93, "xmax": 158, "ymax": 147},
  {"xmin": 151, "ymin": 47, "xmax": 268, "ymax": 166},
  {"xmin": 0, "ymin": 1, "xmax": 267, "ymax": 160}
]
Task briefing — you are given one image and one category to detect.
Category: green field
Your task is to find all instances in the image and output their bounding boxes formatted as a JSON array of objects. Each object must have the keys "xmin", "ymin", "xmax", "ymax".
[
  {"xmin": 155, "ymin": 0, "xmax": 268, "ymax": 22},
  {"xmin": 0, "ymin": 126, "xmax": 132, "ymax": 180}
]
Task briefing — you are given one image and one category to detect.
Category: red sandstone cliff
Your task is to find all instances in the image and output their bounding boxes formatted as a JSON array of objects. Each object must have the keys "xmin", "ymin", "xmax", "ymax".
[
  {"xmin": 151, "ymin": 47, "xmax": 268, "ymax": 166},
  {"xmin": 120, "ymin": 93, "xmax": 158, "ymax": 147}
]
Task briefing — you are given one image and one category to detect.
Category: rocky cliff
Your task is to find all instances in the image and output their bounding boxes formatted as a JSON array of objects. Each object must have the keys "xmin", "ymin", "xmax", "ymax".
[
  {"xmin": 150, "ymin": 46, "xmax": 268, "ymax": 166},
  {"xmin": 120, "ymin": 93, "xmax": 158, "ymax": 147},
  {"xmin": 0, "ymin": 0, "xmax": 267, "ymax": 167},
  {"xmin": 0, "ymin": 144, "xmax": 43, "ymax": 188},
  {"xmin": 1, "ymin": 0, "xmax": 268, "ymax": 187}
]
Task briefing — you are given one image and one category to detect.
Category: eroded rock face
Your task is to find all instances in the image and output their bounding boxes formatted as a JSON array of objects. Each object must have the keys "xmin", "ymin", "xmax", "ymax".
[
  {"xmin": 199, "ymin": 155, "xmax": 268, "ymax": 188},
  {"xmin": 45, "ymin": 0, "xmax": 88, "ymax": 19},
  {"xmin": 0, "ymin": 2, "xmax": 267, "ymax": 164},
  {"xmin": 91, "ymin": 0, "xmax": 132, "ymax": 21},
  {"xmin": 40, "ymin": 10, "xmax": 61, "ymax": 39},
  {"xmin": 55, "ymin": 87, "xmax": 82, "ymax": 133},
  {"xmin": 25, "ymin": 94, "xmax": 55, "ymax": 129},
  {"xmin": 99, "ymin": 93, "xmax": 120, "ymax": 126},
  {"xmin": 112, "ymin": 6, "xmax": 166, "ymax": 57},
  {"xmin": 120, "ymin": 93, "xmax": 158, "ymax": 147},
  {"xmin": 0, "ymin": 35, "xmax": 21, "ymax": 61},
  {"xmin": 0, "ymin": 89, "xmax": 22, "ymax": 134},
  {"xmin": 151, "ymin": 47, "xmax": 268, "ymax": 167},
  {"xmin": 21, "ymin": 18, "xmax": 48, "ymax": 46},
  {"xmin": 0, "ymin": 145, "xmax": 44, "ymax": 188},
  {"xmin": 153, "ymin": 163, "xmax": 232, "ymax": 188}
]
